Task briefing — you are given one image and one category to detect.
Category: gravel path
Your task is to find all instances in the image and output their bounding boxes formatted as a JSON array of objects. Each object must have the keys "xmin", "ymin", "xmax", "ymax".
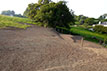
[{"xmin": 0, "ymin": 25, "xmax": 107, "ymax": 71}]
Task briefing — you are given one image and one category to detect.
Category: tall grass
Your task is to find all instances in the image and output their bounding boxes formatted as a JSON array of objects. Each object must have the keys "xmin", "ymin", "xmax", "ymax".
[{"xmin": 0, "ymin": 15, "xmax": 35, "ymax": 29}]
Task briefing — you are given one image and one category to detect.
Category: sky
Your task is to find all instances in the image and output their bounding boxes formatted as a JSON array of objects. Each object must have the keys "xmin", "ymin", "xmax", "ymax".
[{"xmin": 0, "ymin": 0, "xmax": 107, "ymax": 18}]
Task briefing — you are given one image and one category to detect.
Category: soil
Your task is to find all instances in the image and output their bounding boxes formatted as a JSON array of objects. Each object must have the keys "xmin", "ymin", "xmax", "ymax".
[{"xmin": 0, "ymin": 25, "xmax": 107, "ymax": 71}]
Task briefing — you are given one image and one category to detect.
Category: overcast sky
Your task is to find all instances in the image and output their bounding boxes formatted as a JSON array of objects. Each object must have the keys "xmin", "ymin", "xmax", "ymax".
[{"xmin": 0, "ymin": 0, "xmax": 107, "ymax": 18}]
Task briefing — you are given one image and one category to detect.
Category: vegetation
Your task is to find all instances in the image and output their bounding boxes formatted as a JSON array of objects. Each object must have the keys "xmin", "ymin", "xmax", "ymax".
[
  {"xmin": 98, "ymin": 14, "xmax": 107, "ymax": 21},
  {"xmin": 70, "ymin": 27, "xmax": 107, "ymax": 43},
  {"xmin": 24, "ymin": 0, "xmax": 75, "ymax": 28},
  {"xmin": 74, "ymin": 15, "xmax": 99, "ymax": 26},
  {"xmin": 1, "ymin": 10, "xmax": 26, "ymax": 18},
  {"xmin": 1, "ymin": 10, "xmax": 15, "ymax": 16},
  {"xmin": 93, "ymin": 25, "xmax": 107, "ymax": 34},
  {"xmin": 0, "ymin": 15, "xmax": 33, "ymax": 29},
  {"xmin": 74, "ymin": 13, "xmax": 107, "ymax": 27}
]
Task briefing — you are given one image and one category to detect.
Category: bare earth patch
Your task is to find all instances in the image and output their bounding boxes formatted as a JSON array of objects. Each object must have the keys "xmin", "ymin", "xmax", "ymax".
[{"xmin": 0, "ymin": 25, "xmax": 107, "ymax": 71}]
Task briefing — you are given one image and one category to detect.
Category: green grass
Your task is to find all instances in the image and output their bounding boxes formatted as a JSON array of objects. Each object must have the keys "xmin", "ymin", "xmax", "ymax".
[
  {"xmin": 0, "ymin": 15, "xmax": 36, "ymax": 29},
  {"xmin": 70, "ymin": 27, "xmax": 107, "ymax": 43}
]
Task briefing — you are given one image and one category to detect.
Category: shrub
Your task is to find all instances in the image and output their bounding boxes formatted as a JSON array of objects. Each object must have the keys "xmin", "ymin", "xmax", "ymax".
[{"xmin": 93, "ymin": 25, "xmax": 107, "ymax": 34}]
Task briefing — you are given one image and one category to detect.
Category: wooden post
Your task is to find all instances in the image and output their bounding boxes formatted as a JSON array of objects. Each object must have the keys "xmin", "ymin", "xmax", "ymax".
[{"xmin": 81, "ymin": 37, "xmax": 84, "ymax": 47}]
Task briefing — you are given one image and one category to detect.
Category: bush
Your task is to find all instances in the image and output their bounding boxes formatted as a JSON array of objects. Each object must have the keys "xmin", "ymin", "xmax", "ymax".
[{"xmin": 93, "ymin": 25, "xmax": 107, "ymax": 34}]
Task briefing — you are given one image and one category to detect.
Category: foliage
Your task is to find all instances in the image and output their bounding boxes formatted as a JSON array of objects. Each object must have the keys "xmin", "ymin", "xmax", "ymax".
[
  {"xmin": 74, "ymin": 15, "xmax": 99, "ymax": 26},
  {"xmin": 1, "ymin": 10, "xmax": 15, "ymax": 16},
  {"xmin": 55, "ymin": 26, "xmax": 70, "ymax": 34},
  {"xmin": 84, "ymin": 18, "xmax": 95, "ymax": 25},
  {"xmin": 38, "ymin": 0, "xmax": 51, "ymax": 4},
  {"xmin": 98, "ymin": 13, "xmax": 107, "ymax": 21},
  {"xmin": 24, "ymin": 0, "xmax": 75, "ymax": 28},
  {"xmin": 14, "ymin": 14, "xmax": 26, "ymax": 18},
  {"xmin": 102, "ymin": 19, "xmax": 107, "ymax": 22},
  {"xmin": 1, "ymin": 10, "xmax": 26, "ymax": 18},
  {"xmin": 93, "ymin": 25, "xmax": 107, "ymax": 34},
  {"xmin": 74, "ymin": 15, "xmax": 87, "ymax": 25}
]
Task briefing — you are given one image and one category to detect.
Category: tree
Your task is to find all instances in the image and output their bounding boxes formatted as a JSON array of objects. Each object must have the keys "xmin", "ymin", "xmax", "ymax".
[
  {"xmin": 1, "ymin": 10, "xmax": 15, "ymax": 16},
  {"xmin": 14, "ymin": 14, "xmax": 26, "ymax": 18},
  {"xmin": 74, "ymin": 15, "xmax": 87, "ymax": 25},
  {"xmin": 1, "ymin": 10, "xmax": 25, "ymax": 18},
  {"xmin": 38, "ymin": 0, "xmax": 51, "ymax": 4},
  {"xmin": 23, "ymin": 0, "xmax": 52, "ymax": 18},
  {"xmin": 98, "ymin": 13, "xmax": 107, "ymax": 21},
  {"xmin": 93, "ymin": 25, "xmax": 107, "ymax": 34},
  {"xmin": 84, "ymin": 18, "xmax": 95, "ymax": 25},
  {"xmin": 24, "ymin": 0, "xmax": 75, "ymax": 28},
  {"xmin": 23, "ymin": 3, "xmax": 40, "ymax": 19}
]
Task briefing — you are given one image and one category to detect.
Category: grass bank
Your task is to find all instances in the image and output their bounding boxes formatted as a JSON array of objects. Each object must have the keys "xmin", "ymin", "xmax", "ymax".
[
  {"xmin": 0, "ymin": 15, "xmax": 35, "ymax": 29},
  {"xmin": 70, "ymin": 27, "xmax": 107, "ymax": 43}
]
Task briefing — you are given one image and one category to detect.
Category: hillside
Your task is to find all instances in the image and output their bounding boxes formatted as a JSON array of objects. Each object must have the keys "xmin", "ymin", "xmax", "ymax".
[
  {"xmin": 0, "ymin": 15, "xmax": 34, "ymax": 29},
  {"xmin": 0, "ymin": 23, "xmax": 107, "ymax": 71}
]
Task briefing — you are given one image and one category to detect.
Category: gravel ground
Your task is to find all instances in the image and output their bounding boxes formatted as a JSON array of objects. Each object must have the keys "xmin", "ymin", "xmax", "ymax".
[{"xmin": 0, "ymin": 25, "xmax": 107, "ymax": 71}]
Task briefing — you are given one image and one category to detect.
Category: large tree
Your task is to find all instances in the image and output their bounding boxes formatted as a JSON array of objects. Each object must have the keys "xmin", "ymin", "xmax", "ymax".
[{"xmin": 24, "ymin": 0, "xmax": 75, "ymax": 28}]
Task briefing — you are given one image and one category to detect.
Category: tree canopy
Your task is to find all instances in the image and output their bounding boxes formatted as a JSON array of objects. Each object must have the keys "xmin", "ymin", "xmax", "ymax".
[
  {"xmin": 1, "ymin": 10, "xmax": 25, "ymax": 18},
  {"xmin": 98, "ymin": 14, "xmax": 107, "ymax": 22},
  {"xmin": 74, "ymin": 15, "xmax": 99, "ymax": 26},
  {"xmin": 1, "ymin": 10, "xmax": 15, "ymax": 16},
  {"xmin": 24, "ymin": 0, "xmax": 75, "ymax": 28}
]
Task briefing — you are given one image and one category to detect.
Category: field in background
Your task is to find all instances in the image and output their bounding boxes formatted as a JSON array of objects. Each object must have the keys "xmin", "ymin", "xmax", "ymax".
[{"xmin": 0, "ymin": 15, "xmax": 35, "ymax": 29}]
